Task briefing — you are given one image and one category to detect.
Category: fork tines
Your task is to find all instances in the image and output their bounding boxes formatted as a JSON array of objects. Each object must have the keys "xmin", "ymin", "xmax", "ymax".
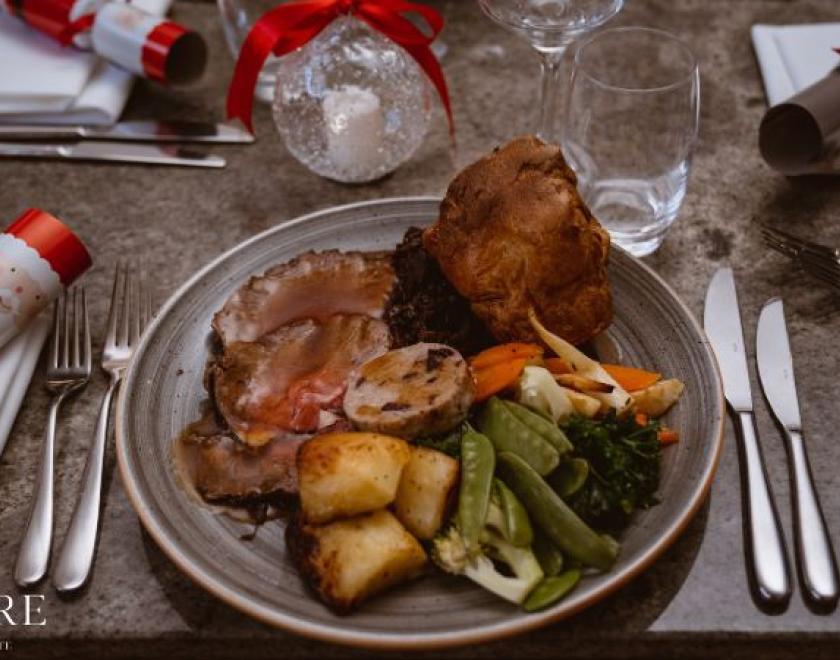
[
  {"xmin": 50, "ymin": 287, "xmax": 91, "ymax": 374},
  {"xmin": 761, "ymin": 224, "xmax": 840, "ymax": 291},
  {"xmin": 107, "ymin": 261, "xmax": 153, "ymax": 352}
]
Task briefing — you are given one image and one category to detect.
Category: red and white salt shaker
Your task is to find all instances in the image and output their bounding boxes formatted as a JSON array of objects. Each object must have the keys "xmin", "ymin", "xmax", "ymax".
[{"xmin": 0, "ymin": 209, "xmax": 91, "ymax": 351}]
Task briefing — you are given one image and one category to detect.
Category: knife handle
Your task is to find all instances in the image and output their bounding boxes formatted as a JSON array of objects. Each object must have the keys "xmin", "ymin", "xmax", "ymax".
[
  {"xmin": 786, "ymin": 429, "xmax": 839, "ymax": 607},
  {"xmin": 0, "ymin": 125, "xmax": 79, "ymax": 140},
  {"xmin": 736, "ymin": 410, "xmax": 792, "ymax": 607}
]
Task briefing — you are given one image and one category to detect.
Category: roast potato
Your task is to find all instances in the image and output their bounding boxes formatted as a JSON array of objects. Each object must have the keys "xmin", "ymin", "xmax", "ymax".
[
  {"xmin": 393, "ymin": 446, "xmax": 460, "ymax": 540},
  {"xmin": 286, "ymin": 509, "xmax": 428, "ymax": 612},
  {"xmin": 297, "ymin": 432, "xmax": 411, "ymax": 524}
]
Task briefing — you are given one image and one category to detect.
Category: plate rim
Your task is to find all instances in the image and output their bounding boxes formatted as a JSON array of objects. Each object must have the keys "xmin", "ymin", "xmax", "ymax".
[{"xmin": 116, "ymin": 196, "xmax": 726, "ymax": 650}]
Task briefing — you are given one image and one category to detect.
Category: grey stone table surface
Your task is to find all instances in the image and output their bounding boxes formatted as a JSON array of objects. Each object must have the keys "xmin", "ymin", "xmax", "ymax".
[{"xmin": 2, "ymin": 0, "xmax": 840, "ymax": 657}]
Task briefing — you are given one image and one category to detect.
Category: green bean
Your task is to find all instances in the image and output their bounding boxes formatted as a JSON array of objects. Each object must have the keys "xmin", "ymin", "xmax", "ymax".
[
  {"xmin": 549, "ymin": 458, "xmax": 590, "ymax": 498},
  {"xmin": 503, "ymin": 400, "xmax": 573, "ymax": 454},
  {"xmin": 523, "ymin": 570, "xmax": 581, "ymax": 612},
  {"xmin": 478, "ymin": 397, "xmax": 559, "ymax": 476},
  {"xmin": 457, "ymin": 424, "xmax": 495, "ymax": 553},
  {"xmin": 532, "ymin": 529, "xmax": 564, "ymax": 577},
  {"xmin": 494, "ymin": 478, "xmax": 533, "ymax": 547},
  {"xmin": 496, "ymin": 452, "xmax": 618, "ymax": 571}
]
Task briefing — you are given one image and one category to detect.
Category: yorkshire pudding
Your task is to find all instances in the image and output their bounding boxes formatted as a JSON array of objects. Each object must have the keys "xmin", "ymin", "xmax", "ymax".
[{"xmin": 423, "ymin": 136, "xmax": 612, "ymax": 346}]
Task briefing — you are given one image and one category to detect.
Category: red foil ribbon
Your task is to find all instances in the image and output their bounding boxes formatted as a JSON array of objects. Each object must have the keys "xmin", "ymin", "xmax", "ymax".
[
  {"xmin": 6, "ymin": 209, "xmax": 91, "ymax": 286},
  {"xmin": 226, "ymin": 0, "xmax": 454, "ymax": 137},
  {"xmin": 15, "ymin": 0, "xmax": 75, "ymax": 40},
  {"xmin": 57, "ymin": 10, "xmax": 93, "ymax": 45},
  {"xmin": 142, "ymin": 21, "xmax": 189, "ymax": 82}
]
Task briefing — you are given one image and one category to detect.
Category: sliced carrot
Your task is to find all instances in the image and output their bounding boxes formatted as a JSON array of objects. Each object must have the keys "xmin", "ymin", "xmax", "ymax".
[
  {"xmin": 658, "ymin": 428, "xmax": 679, "ymax": 445},
  {"xmin": 472, "ymin": 358, "xmax": 528, "ymax": 402},
  {"xmin": 544, "ymin": 356, "xmax": 572, "ymax": 375},
  {"xmin": 470, "ymin": 343, "xmax": 543, "ymax": 371},
  {"xmin": 635, "ymin": 413, "xmax": 649, "ymax": 427},
  {"xmin": 601, "ymin": 364, "xmax": 661, "ymax": 391}
]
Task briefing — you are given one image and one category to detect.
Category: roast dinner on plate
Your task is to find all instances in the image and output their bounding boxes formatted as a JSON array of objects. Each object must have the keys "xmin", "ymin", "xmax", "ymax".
[{"xmin": 172, "ymin": 136, "xmax": 685, "ymax": 614}]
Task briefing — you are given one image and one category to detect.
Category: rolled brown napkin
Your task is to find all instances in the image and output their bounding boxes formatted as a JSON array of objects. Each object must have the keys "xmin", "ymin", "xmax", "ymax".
[{"xmin": 759, "ymin": 67, "xmax": 840, "ymax": 175}]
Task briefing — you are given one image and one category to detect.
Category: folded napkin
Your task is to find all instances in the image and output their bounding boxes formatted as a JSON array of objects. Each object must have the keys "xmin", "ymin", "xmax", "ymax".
[
  {"xmin": 0, "ymin": 0, "xmax": 173, "ymax": 125},
  {"xmin": 0, "ymin": 314, "xmax": 51, "ymax": 458},
  {"xmin": 752, "ymin": 23, "xmax": 840, "ymax": 106},
  {"xmin": 753, "ymin": 24, "xmax": 840, "ymax": 174}
]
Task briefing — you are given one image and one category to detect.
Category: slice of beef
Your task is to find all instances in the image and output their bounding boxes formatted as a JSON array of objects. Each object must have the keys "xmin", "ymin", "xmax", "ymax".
[
  {"xmin": 174, "ymin": 411, "xmax": 353, "ymax": 502},
  {"xmin": 213, "ymin": 251, "xmax": 395, "ymax": 346},
  {"xmin": 211, "ymin": 314, "xmax": 390, "ymax": 445}
]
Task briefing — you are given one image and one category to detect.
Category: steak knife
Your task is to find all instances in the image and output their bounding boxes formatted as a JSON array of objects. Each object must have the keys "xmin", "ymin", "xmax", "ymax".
[
  {"xmin": 704, "ymin": 267, "xmax": 792, "ymax": 607},
  {"xmin": 0, "ymin": 141, "xmax": 225, "ymax": 167},
  {"xmin": 0, "ymin": 121, "xmax": 254, "ymax": 144},
  {"xmin": 756, "ymin": 298, "xmax": 839, "ymax": 607}
]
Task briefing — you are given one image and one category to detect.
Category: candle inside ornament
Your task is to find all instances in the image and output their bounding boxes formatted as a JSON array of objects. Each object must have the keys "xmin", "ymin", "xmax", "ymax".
[{"xmin": 322, "ymin": 85, "xmax": 385, "ymax": 178}]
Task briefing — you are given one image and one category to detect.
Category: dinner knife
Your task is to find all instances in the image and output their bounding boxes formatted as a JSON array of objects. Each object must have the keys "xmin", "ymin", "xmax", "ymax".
[
  {"xmin": 704, "ymin": 267, "xmax": 792, "ymax": 607},
  {"xmin": 0, "ymin": 121, "xmax": 254, "ymax": 144},
  {"xmin": 0, "ymin": 141, "xmax": 225, "ymax": 167},
  {"xmin": 756, "ymin": 297, "xmax": 840, "ymax": 608}
]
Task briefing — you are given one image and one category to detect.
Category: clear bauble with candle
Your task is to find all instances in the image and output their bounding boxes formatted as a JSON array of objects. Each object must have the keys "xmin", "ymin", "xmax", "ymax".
[{"xmin": 271, "ymin": 15, "xmax": 432, "ymax": 183}]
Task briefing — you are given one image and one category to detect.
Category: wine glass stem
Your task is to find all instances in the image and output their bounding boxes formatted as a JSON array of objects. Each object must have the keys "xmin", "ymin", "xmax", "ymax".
[{"xmin": 536, "ymin": 49, "xmax": 566, "ymax": 142}]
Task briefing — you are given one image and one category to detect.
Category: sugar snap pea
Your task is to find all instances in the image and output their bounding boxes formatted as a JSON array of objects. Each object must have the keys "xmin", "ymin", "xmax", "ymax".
[
  {"xmin": 494, "ymin": 478, "xmax": 533, "ymax": 547},
  {"xmin": 523, "ymin": 570, "xmax": 581, "ymax": 612},
  {"xmin": 532, "ymin": 529, "xmax": 564, "ymax": 577},
  {"xmin": 503, "ymin": 400, "xmax": 573, "ymax": 454},
  {"xmin": 549, "ymin": 457, "xmax": 590, "ymax": 498},
  {"xmin": 497, "ymin": 452, "xmax": 618, "ymax": 571},
  {"xmin": 478, "ymin": 397, "xmax": 559, "ymax": 476},
  {"xmin": 457, "ymin": 424, "xmax": 495, "ymax": 553}
]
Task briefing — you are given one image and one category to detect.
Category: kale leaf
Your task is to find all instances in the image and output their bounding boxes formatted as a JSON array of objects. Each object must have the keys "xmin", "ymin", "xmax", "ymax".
[
  {"xmin": 414, "ymin": 424, "xmax": 464, "ymax": 458},
  {"xmin": 561, "ymin": 413, "xmax": 661, "ymax": 533}
]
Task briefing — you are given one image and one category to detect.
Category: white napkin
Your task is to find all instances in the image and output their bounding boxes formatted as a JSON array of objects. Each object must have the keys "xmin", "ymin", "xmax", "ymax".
[
  {"xmin": 752, "ymin": 23, "xmax": 840, "ymax": 106},
  {"xmin": 0, "ymin": 314, "xmax": 51, "ymax": 457},
  {"xmin": 0, "ymin": 0, "xmax": 173, "ymax": 125}
]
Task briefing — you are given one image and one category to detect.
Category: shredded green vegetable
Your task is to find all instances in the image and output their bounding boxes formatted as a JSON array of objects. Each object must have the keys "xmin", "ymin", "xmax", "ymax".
[{"xmin": 561, "ymin": 413, "xmax": 661, "ymax": 533}]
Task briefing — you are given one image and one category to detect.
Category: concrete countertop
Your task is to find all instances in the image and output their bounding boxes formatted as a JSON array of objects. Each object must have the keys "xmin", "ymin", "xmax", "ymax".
[{"xmin": 1, "ymin": 0, "xmax": 840, "ymax": 657}]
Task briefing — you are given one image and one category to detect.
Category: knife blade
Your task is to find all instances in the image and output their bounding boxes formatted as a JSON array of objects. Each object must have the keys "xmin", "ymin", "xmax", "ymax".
[
  {"xmin": 704, "ymin": 268, "xmax": 754, "ymax": 411},
  {"xmin": 704, "ymin": 267, "xmax": 791, "ymax": 608},
  {"xmin": 0, "ymin": 121, "xmax": 254, "ymax": 144},
  {"xmin": 757, "ymin": 298, "xmax": 839, "ymax": 607},
  {"xmin": 0, "ymin": 141, "xmax": 225, "ymax": 168}
]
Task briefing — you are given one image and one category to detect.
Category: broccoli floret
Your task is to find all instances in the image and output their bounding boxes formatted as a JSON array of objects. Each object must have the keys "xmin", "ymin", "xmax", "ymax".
[{"xmin": 432, "ymin": 505, "xmax": 544, "ymax": 604}]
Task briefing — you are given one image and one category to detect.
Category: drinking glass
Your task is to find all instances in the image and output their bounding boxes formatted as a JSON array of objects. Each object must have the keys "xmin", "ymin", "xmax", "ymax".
[
  {"xmin": 563, "ymin": 27, "xmax": 700, "ymax": 256},
  {"xmin": 477, "ymin": 0, "xmax": 623, "ymax": 141}
]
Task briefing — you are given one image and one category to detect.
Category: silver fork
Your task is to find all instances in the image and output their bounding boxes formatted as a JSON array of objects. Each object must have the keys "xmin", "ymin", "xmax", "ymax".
[
  {"xmin": 15, "ymin": 289, "xmax": 91, "ymax": 588},
  {"xmin": 53, "ymin": 263, "xmax": 152, "ymax": 593},
  {"xmin": 762, "ymin": 225, "xmax": 840, "ymax": 291}
]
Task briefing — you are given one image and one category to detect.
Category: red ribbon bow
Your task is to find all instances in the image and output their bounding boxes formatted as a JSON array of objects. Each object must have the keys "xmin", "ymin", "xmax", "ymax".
[{"xmin": 226, "ymin": 0, "xmax": 454, "ymax": 138}]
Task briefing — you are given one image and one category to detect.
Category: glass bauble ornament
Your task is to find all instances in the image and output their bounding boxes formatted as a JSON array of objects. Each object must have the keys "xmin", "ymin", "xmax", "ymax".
[{"xmin": 271, "ymin": 16, "xmax": 432, "ymax": 183}]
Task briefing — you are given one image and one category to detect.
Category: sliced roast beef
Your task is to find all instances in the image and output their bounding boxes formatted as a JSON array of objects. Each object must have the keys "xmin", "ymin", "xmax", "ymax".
[
  {"xmin": 212, "ymin": 251, "xmax": 395, "ymax": 346},
  {"xmin": 212, "ymin": 314, "xmax": 390, "ymax": 445}
]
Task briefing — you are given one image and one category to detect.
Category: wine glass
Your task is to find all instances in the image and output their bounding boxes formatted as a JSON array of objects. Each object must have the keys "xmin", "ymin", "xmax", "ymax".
[{"xmin": 477, "ymin": 0, "xmax": 623, "ymax": 141}]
